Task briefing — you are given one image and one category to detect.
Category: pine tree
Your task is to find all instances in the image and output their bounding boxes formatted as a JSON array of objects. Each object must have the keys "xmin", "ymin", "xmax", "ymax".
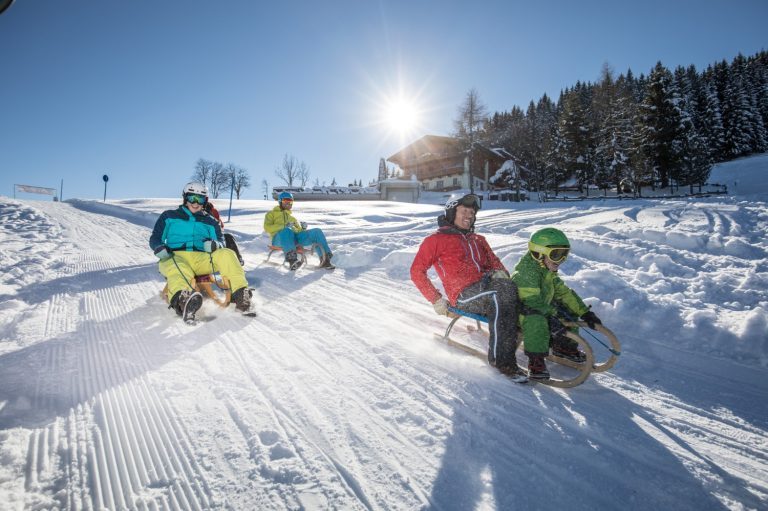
[
  {"xmin": 636, "ymin": 62, "xmax": 686, "ymax": 189},
  {"xmin": 593, "ymin": 70, "xmax": 635, "ymax": 193},
  {"xmin": 378, "ymin": 158, "xmax": 388, "ymax": 182},
  {"xmin": 553, "ymin": 84, "xmax": 593, "ymax": 193}
]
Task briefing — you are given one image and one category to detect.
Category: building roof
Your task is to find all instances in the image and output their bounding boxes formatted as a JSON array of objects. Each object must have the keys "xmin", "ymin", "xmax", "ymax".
[{"xmin": 386, "ymin": 135, "xmax": 459, "ymax": 166}]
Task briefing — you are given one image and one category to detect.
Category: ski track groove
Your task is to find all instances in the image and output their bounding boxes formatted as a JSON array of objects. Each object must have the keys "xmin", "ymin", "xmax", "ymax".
[
  {"xmin": 84, "ymin": 287, "xmax": 213, "ymax": 511},
  {"xmin": 17, "ymin": 202, "xmax": 216, "ymax": 510}
]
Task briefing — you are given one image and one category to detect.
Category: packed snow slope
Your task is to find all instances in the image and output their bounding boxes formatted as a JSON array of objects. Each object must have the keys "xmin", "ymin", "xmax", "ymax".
[{"xmin": 1, "ymin": 154, "xmax": 767, "ymax": 510}]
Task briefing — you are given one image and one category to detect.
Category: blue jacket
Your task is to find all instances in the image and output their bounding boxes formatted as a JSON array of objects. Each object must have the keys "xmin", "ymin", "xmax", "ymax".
[{"xmin": 149, "ymin": 205, "xmax": 224, "ymax": 253}]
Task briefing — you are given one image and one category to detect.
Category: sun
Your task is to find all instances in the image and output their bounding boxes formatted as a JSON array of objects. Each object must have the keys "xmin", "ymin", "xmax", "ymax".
[
  {"xmin": 361, "ymin": 69, "xmax": 433, "ymax": 150},
  {"xmin": 383, "ymin": 97, "xmax": 420, "ymax": 134}
]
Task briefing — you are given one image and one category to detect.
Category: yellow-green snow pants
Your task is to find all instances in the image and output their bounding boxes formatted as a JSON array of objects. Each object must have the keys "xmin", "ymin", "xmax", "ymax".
[{"xmin": 159, "ymin": 249, "xmax": 247, "ymax": 301}]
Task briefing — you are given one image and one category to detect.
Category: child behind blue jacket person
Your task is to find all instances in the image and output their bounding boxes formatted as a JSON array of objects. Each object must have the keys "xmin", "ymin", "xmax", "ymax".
[{"xmin": 149, "ymin": 181, "xmax": 252, "ymax": 320}]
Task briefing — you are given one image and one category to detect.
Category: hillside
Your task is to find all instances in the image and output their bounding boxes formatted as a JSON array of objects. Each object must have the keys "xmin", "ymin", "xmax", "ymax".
[{"xmin": 0, "ymin": 155, "xmax": 767, "ymax": 510}]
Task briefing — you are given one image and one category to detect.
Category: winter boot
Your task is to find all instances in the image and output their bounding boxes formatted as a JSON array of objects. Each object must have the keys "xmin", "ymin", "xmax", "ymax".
[
  {"xmin": 231, "ymin": 287, "xmax": 253, "ymax": 313},
  {"xmin": 285, "ymin": 250, "xmax": 303, "ymax": 271},
  {"xmin": 497, "ymin": 363, "xmax": 529, "ymax": 384},
  {"xmin": 526, "ymin": 353, "xmax": 550, "ymax": 380},
  {"xmin": 551, "ymin": 336, "xmax": 587, "ymax": 363},
  {"xmin": 170, "ymin": 289, "xmax": 203, "ymax": 323},
  {"xmin": 318, "ymin": 251, "xmax": 335, "ymax": 269}
]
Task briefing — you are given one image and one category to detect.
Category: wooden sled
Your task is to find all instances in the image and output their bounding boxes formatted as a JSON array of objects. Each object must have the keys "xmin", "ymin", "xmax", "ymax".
[
  {"xmin": 436, "ymin": 307, "xmax": 621, "ymax": 388},
  {"xmin": 161, "ymin": 274, "xmax": 232, "ymax": 308},
  {"xmin": 265, "ymin": 243, "xmax": 325, "ymax": 269}
]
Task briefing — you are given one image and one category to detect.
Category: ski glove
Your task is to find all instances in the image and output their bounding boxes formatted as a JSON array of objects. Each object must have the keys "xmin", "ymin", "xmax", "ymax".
[
  {"xmin": 580, "ymin": 310, "xmax": 602, "ymax": 329},
  {"xmin": 300, "ymin": 221, "xmax": 308, "ymax": 231},
  {"xmin": 548, "ymin": 316, "xmax": 568, "ymax": 338},
  {"xmin": 432, "ymin": 297, "xmax": 449, "ymax": 316},
  {"xmin": 490, "ymin": 269, "xmax": 509, "ymax": 280},
  {"xmin": 203, "ymin": 239, "xmax": 218, "ymax": 253},
  {"xmin": 154, "ymin": 245, "xmax": 171, "ymax": 261}
]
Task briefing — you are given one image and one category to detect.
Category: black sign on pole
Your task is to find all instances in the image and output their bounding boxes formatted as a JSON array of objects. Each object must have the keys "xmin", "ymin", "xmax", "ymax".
[{"xmin": 103, "ymin": 174, "xmax": 109, "ymax": 202}]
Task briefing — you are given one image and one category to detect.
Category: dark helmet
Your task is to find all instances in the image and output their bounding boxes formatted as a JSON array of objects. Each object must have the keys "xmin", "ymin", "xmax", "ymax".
[{"xmin": 445, "ymin": 193, "xmax": 481, "ymax": 225}]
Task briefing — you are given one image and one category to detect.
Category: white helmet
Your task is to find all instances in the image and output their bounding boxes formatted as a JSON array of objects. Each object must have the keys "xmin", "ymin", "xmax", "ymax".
[{"xmin": 183, "ymin": 181, "xmax": 208, "ymax": 195}]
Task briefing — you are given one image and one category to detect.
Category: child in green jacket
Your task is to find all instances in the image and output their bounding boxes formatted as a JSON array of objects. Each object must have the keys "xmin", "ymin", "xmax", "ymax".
[{"xmin": 511, "ymin": 228, "xmax": 602, "ymax": 379}]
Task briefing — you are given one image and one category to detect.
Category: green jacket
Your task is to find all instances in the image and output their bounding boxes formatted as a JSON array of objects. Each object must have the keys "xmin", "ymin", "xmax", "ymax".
[
  {"xmin": 511, "ymin": 252, "xmax": 589, "ymax": 318},
  {"xmin": 263, "ymin": 205, "xmax": 302, "ymax": 237}
]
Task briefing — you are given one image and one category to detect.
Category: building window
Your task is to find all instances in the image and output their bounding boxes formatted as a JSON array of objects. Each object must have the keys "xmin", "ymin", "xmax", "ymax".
[
  {"xmin": 452, "ymin": 177, "xmax": 458, "ymax": 186},
  {"xmin": 436, "ymin": 180, "xmax": 444, "ymax": 189}
]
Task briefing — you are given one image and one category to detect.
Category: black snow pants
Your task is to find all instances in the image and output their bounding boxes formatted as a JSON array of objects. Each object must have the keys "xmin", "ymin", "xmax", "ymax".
[{"xmin": 456, "ymin": 276, "xmax": 519, "ymax": 368}]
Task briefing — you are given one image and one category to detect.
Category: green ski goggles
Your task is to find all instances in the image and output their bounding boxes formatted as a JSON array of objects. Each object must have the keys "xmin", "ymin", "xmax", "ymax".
[{"xmin": 185, "ymin": 193, "xmax": 207, "ymax": 205}]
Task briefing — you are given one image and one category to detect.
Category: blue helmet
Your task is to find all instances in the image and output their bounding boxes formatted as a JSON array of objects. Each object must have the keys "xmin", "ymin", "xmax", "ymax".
[{"xmin": 277, "ymin": 191, "xmax": 294, "ymax": 202}]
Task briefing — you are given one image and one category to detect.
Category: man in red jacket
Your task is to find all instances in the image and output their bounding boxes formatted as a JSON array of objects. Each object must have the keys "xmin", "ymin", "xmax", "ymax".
[{"xmin": 411, "ymin": 194, "xmax": 524, "ymax": 380}]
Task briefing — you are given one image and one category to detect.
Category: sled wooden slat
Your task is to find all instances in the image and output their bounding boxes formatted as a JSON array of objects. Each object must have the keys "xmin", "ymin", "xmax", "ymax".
[
  {"xmin": 161, "ymin": 274, "xmax": 232, "ymax": 308},
  {"xmin": 265, "ymin": 243, "xmax": 325, "ymax": 268}
]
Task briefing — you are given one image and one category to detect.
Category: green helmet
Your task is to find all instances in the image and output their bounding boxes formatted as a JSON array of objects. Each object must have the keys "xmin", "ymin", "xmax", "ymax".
[{"xmin": 529, "ymin": 228, "xmax": 570, "ymax": 262}]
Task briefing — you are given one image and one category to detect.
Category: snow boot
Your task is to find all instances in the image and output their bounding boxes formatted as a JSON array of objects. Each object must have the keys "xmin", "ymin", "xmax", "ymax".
[
  {"xmin": 551, "ymin": 336, "xmax": 587, "ymax": 363},
  {"xmin": 285, "ymin": 250, "xmax": 303, "ymax": 271},
  {"xmin": 232, "ymin": 287, "xmax": 253, "ymax": 313},
  {"xmin": 170, "ymin": 289, "xmax": 203, "ymax": 323},
  {"xmin": 318, "ymin": 251, "xmax": 335, "ymax": 269},
  {"xmin": 497, "ymin": 363, "xmax": 529, "ymax": 384},
  {"xmin": 526, "ymin": 353, "xmax": 550, "ymax": 380}
]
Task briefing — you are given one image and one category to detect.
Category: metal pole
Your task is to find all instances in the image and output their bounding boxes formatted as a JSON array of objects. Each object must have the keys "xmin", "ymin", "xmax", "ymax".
[
  {"xmin": 103, "ymin": 182, "xmax": 107, "ymax": 202},
  {"xmin": 227, "ymin": 172, "xmax": 235, "ymax": 222},
  {"xmin": 60, "ymin": 179, "xmax": 63, "ymax": 201}
]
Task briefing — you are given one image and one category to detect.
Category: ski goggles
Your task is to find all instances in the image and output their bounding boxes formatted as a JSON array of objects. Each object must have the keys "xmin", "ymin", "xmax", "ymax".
[
  {"xmin": 539, "ymin": 246, "xmax": 570, "ymax": 263},
  {"xmin": 445, "ymin": 193, "xmax": 481, "ymax": 210},
  {"xmin": 185, "ymin": 193, "xmax": 208, "ymax": 205},
  {"xmin": 280, "ymin": 198, "xmax": 293, "ymax": 205}
]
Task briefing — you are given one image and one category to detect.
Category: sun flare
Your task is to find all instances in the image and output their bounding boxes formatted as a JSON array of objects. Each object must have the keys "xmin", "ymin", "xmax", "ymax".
[{"xmin": 383, "ymin": 97, "xmax": 420, "ymax": 134}]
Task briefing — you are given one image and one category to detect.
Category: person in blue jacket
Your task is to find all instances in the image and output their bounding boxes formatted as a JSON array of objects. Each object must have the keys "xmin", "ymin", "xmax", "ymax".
[{"xmin": 149, "ymin": 181, "xmax": 252, "ymax": 319}]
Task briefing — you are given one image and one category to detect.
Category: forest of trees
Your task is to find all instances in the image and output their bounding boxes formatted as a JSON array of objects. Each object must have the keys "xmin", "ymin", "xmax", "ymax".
[{"xmin": 480, "ymin": 51, "xmax": 768, "ymax": 195}]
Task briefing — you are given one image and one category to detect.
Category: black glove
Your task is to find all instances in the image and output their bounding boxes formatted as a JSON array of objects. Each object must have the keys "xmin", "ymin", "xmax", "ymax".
[
  {"xmin": 580, "ymin": 310, "xmax": 602, "ymax": 329},
  {"xmin": 548, "ymin": 316, "xmax": 568, "ymax": 338},
  {"xmin": 154, "ymin": 245, "xmax": 171, "ymax": 260},
  {"xmin": 203, "ymin": 239, "xmax": 218, "ymax": 253}
]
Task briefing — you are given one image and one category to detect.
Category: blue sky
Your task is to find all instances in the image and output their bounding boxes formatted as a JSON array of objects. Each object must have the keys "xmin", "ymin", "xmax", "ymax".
[{"xmin": 1, "ymin": 0, "xmax": 766, "ymax": 201}]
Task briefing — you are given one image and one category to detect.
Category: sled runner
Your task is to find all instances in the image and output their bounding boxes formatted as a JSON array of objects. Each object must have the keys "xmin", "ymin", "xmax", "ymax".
[
  {"xmin": 265, "ymin": 243, "xmax": 330, "ymax": 270},
  {"xmin": 435, "ymin": 306, "xmax": 621, "ymax": 388}
]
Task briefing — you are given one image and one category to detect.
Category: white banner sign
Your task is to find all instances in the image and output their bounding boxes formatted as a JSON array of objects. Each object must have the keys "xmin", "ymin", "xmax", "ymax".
[{"xmin": 15, "ymin": 184, "xmax": 57, "ymax": 195}]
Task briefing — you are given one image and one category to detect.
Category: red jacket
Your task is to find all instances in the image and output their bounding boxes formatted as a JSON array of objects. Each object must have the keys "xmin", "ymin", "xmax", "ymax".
[
  {"xmin": 411, "ymin": 221, "xmax": 506, "ymax": 305},
  {"xmin": 206, "ymin": 203, "xmax": 225, "ymax": 229}
]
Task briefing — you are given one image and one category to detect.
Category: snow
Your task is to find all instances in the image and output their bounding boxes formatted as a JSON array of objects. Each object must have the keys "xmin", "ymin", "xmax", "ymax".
[{"xmin": 1, "ymin": 155, "xmax": 767, "ymax": 510}]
